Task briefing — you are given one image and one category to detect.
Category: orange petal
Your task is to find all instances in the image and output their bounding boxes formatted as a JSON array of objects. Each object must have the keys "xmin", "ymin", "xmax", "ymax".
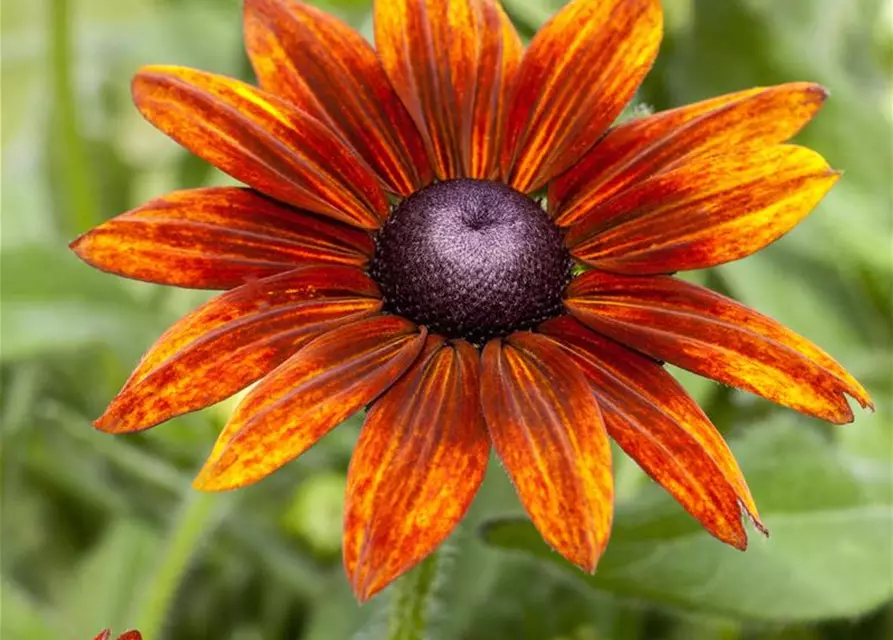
[
  {"xmin": 131, "ymin": 65, "xmax": 387, "ymax": 229},
  {"xmin": 565, "ymin": 272, "xmax": 873, "ymax": 423},
  {"xmin": 95, "ymin": 266, "xmax": 381, "ymax": 433},
  {"xmin": 540, "ymin": 315, "xmax": 762, "ymax": 546},
  {"xmin": 194, "ymin": 315, "xmax": 426, "ymax": 490},
  {"xmin": 70, "ymin": 187, "xmax": 375, "ymax": 289},
  {"xmin": 116, "ymin": 633, "xmax": 143, "ymax": 640},
  {"xmin": 551, "ymin": 82, "xmax": 828, "ymax": 225},
  {"xmin": 480, "ymin": 332, "xmax": 613, "ymax": 571},
  {"xmin": 244, "ymin": 0, "xmax": 431, "ymax": 195},
  {"xmin": 501, "ymin": 0, "xmax": 662, "ymax": 193},
  {"xmin": 373, "ymin": 0, "xmax": 523, "ymax": 180},
  {"xmin": 344, "ymin": 337, "xmax": 488, "ymax": 602},
  {"xmin": 566, "ymin": 145, "xmax": 839, "ymax": 273}
]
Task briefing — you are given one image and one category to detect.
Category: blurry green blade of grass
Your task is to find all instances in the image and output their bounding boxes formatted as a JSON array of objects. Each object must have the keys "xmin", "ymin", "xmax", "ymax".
[
  {"xmin": 51, "ymin": 400, "xmax": 189, "ymax": 493},
  {"xmin": 0, "ymin": 580, "xmax": 64, "ymax": 640},
  {"xmin": 482, "ymin": 419, "xmax": 893, "ymax": 622},
  {"xmin": 48, "ymin": 400, "xmax": 327, "ymax": 601},
  {"xmin": 135, "ymin": 490, "xmax": 233, "ymax": 639},
  {"xmin": 2, "ymin": 243, "xmax": 138, "ymax": 304},
  {"xmin": 61, "ymin": 519, "xmax": 161, "ymax": 640},
  {"xmin": 222, "ymin": 523, "xmax": 327, "ymax": 601},
  {"xmin": 1, "ymin": 363, "xmax": 46, "ymax": 437},
  {"xmin": 48, "ymin": 0, "xmax": 100, "ymax": 233},
  {"xmin": 0, "ymin": 244, "xmax": 162, "ymax": 361},
  {"xmin": 1, "ymin": 301, "xmax": 154, "ymax": 362}
]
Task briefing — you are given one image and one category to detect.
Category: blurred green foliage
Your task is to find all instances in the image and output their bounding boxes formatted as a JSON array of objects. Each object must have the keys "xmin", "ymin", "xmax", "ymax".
[{"xmin": 1, "ymin": 0, "xmax": 891, "ymax": 639}]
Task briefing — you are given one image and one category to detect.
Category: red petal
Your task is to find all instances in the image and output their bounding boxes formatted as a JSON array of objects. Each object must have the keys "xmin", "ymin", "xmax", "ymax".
[
  {"xmin": 93, "ymin": 632, "xmax": 111, "ymax": 640},
  {"xmin": 551, "ymin": 82, "xmax": 828, "ymax": 226},
  {"xmin": 244, "ymin": 0, "xmax": 431, "ymax": 195},
  {"xmin": 374, "ymin": 0, "xmax": 523, "ymax": 180},
  {"xmin": 481, "ymin": 332, "xmax": 613, "ymax": 571},
  {"xmin": 566, "ymin": 145, "xmax": 839, "ymax": 273},
  {"xmin": 131, "ymin": 65, "xmax": 387, "ymax": 229},
  {"xmin": 95, "ymin": 266, "xmax": 381, "ymax": 433},
  {"xmin": 566, "ymin": 272, "xmax": 872, "ymax": 423},
  {"xmin": 540, "ymin": 315, "xmax": 761, "ymax": 546},
  {"xmin": 344, "ymin": 337, "xmax": 488, "ymax": 602},
  {"xmin": 194, "ymin": 316, "xmax": 426, "ymax": 490},
  {"xmin": 116, "ymin": 633, "xmax": 143, "ymax": 640},
  {"xmin": 70, "ymin": 187, "xmax": 375, "ymax": 289},
  {"xmin": 501, "ymin": 0, "xmax": 662, "ymax": 192}
]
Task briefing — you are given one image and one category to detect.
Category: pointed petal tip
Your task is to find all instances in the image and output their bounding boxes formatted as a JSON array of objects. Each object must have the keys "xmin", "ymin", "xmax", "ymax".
[
  {"xmin": 793, "ymin": 81, "xmax": 829, "ymax": 103},
  {"xmin": 191, "ymin": 460, "xmax": 243, "ymax": 492},
  {"xmin": 69, "ymin": 231, "xmax": 100, "ymax": 265},
  {"xmin": 192, "ymin": 444, "xmax": 267, "ymax": 491},
  {"xmin": 92, "ymin": 411, "xmax": 131, "ymax": 434},
  {"xmin": 747, "ymin": 509, "xmax": 770, "ymax": 539},
  {"xmin": 555, "ymin": 537, "xmax": 602, "ymax": 574},
  {"xmin": 578, "ymin": 553, "xmax": 600, "ymax": 575},
  {"xmin": 834, "ymin": 367, "xmax": 873, "ymax": 414},
  {"xmin": 812, "ymin": 83, "xmax": 830, "ymax": 100},
  {"xmin": 830, "ymin": 399, "xmax": 856, "ymax": 425},
  {"xmin": 130, "ymin": 64, "xmax": 168, "ymax": 93},
  {"xmin": 68, "ymin": 233, "xmax": 85, "ymax": 253},
  {"xmin": 348, "ymin": 566, "xmax": 385, "ymax": 604}
]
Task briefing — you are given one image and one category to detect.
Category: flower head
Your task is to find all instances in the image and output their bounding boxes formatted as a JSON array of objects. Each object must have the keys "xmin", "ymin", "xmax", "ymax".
[
  {"xmin": 93, "ymin": 630, "xmax": 142, "ymax": 640},
  {"xmin": 72, "ymin": 0, "xmax": 872, "ymax": 602}
]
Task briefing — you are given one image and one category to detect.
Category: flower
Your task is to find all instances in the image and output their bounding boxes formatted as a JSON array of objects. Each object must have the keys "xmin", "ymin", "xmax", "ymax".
[
  {"xmin": 93, "ymin": 630, "xmax": 142, "ymax": 640},
  {"xmin": 71, "ymin": 0, "xmax": 872, "ymax": 602}
]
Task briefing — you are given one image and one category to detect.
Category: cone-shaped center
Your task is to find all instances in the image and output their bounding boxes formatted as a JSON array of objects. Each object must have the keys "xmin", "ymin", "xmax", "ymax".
[{"xmin": 370, "ymin": 179, "xmax": 572, "ymax": 344}]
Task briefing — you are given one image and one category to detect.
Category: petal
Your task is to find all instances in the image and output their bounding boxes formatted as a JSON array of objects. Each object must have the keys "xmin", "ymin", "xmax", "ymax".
[
  {"xmin": 70, "ymin": 187, "xmax": 375, "ymax": 289},
  {"xmin": 244, "ymin": 0, "xmax": 431, "ymax": 195},
  {"xmin": 565, "ymin": 272, "xmax": 873, "ymax": 423},
  {"xmin": 93, "ymin": 632, "xmax": 111, "ymax": 640},
  {"xmin": 194, "ymin": 316, "xmax": 426, "ymax": 490},
  {"xmin": 344, "ymin": 337, "xmax": 488, "ymax": 602},
  {"xmin": 481, "ymin": 332, "xmax": 613, "ymax": 571},
  {"xmin": 95, "ymin": 266, "xmax": 381, "ymax": 433},
  {"xmin": 501, "ymin": 0, "xmax": 662, "ymax": 193},
  {"xmin": 567, "ymin": 145, "xmax": 839, "ymax": 273},
  {"xmin": 540, "ymin": 315, "xmax": 762, "ymax": 546},
  {"xmin": 131, "ymin": 65, "xmax": 387, "ymax": 229},
  {"xmin": 374, "ymin": 0, "xmax": 523, "ymax": 180},
  {"xmin": 551, "ymin": 82, "xmax": 828, "ymax": 225},
  {"xmin": 117, "ymin": 633, "xmax": 143, "ymax": 640}
]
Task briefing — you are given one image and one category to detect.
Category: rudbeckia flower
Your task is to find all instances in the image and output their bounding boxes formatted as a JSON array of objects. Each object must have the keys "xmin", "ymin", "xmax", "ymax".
[
  {"xmin": 72, "ymin": 0, "xmax": 872, "ymax": 601},
  {"xmin": 93, "ymin": 630, "xmax": 142, "ymax": 640}
]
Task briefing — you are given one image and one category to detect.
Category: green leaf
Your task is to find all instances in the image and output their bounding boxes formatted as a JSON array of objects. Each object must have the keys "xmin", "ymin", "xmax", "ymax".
[{"xmin": 482, "ymin": 420, "xmax": 893, "ymax": 622}]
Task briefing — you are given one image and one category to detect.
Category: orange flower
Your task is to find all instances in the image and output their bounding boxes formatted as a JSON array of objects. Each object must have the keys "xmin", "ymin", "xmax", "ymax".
[
  {"xmin": 72, "ymin": 0, "xmax": 872, "ymax": 602},
  {"xmin": 93, "ymin": 630, "xmax": 142, "ymax": 640}
]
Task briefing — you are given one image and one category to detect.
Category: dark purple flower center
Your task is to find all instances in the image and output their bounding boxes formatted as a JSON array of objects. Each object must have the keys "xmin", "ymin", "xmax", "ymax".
[{"xmin": 369, "ymin": 179, "xmax": 572, "ymax": 344}]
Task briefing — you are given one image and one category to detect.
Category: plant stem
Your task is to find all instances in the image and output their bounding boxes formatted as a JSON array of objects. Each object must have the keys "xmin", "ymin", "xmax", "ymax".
[
  {"xmin": 387, "ymin": 548, "xmax": 443, "ymax": 640},
  {"xmin": 135, "ymin": 490, "xmax": 231, "ymax": 639},
  {"xmin": 49, "ymin": 0, "xmax": 99, "ymax": 233}
]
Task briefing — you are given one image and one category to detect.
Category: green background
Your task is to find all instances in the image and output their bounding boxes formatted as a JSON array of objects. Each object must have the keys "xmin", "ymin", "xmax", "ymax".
[{"xmin": 2, "ymin": 0, "xmax": 891, "ymax": 638}]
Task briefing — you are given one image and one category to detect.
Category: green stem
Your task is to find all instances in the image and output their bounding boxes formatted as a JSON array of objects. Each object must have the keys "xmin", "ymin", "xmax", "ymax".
[
  {"xmin": 387, "ymin": 548, "xmax": 444, "ymax": 640},
  {"xmin": 135, "ymin": 490, "xmax": 231, "ymax": 639},
  {"xmin": 49, "ymin": 0, "xmax": 99, "ymax": 233}
]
